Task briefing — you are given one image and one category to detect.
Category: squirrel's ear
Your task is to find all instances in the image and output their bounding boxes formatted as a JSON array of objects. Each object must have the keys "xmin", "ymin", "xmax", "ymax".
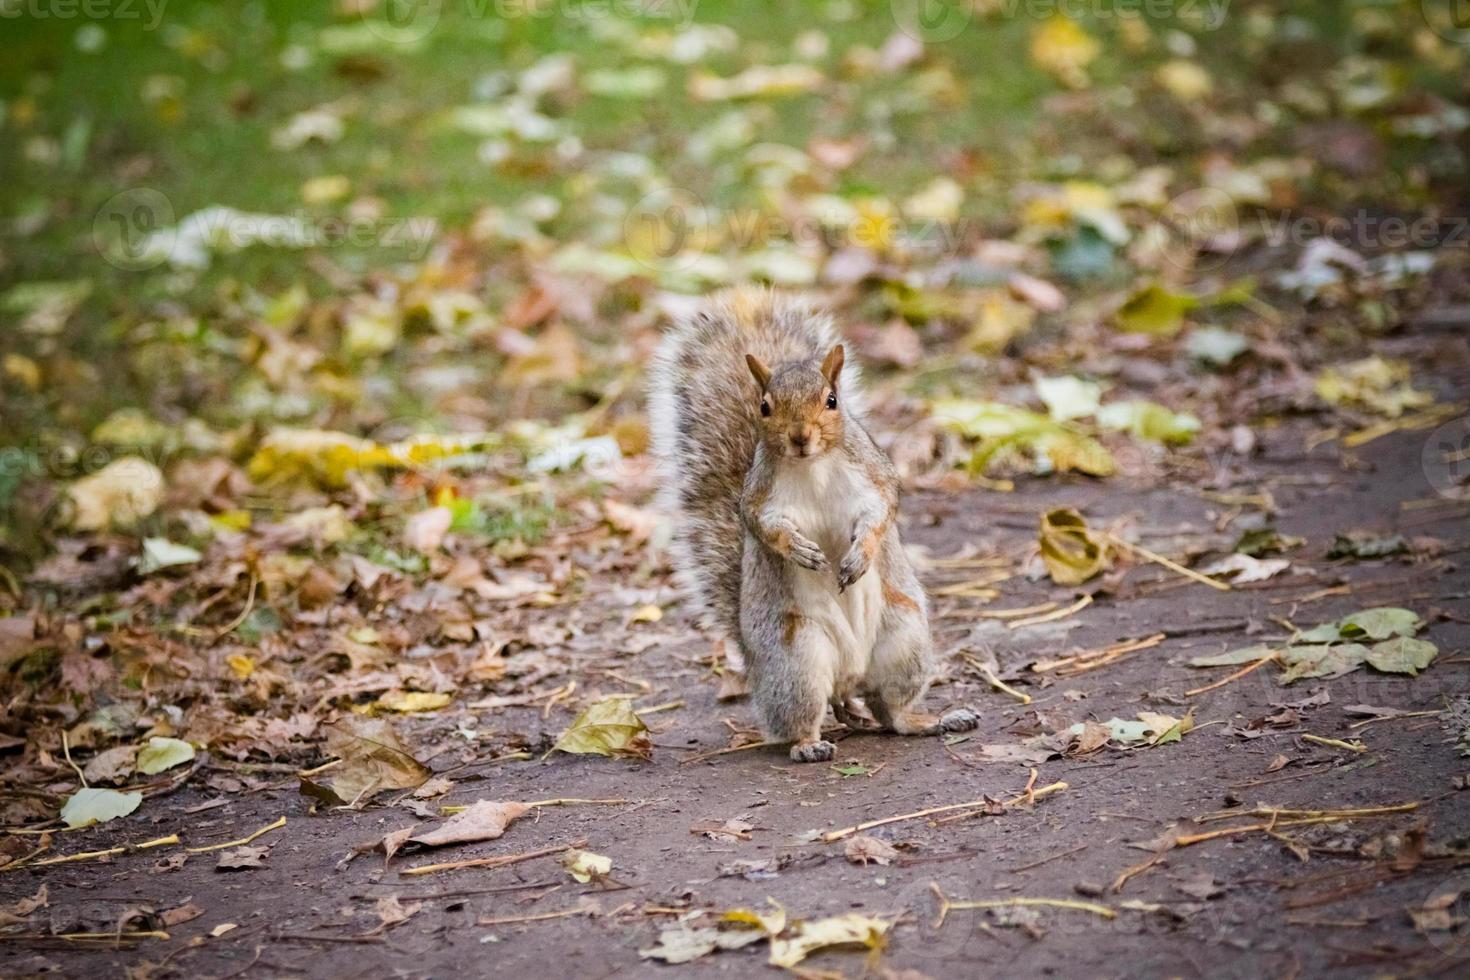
[
  {"xmin": 745, "ymin": 354, "xmax": 772, "ymax": 390},
  {"xmin": 820, "ymin": 344, "xmax": 845, "ymax": 387}
]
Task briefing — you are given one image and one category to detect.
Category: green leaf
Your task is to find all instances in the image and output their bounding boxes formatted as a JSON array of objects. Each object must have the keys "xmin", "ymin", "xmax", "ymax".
[
  {"xmin": 137, "ymin": 539, "xmax": 203, "ymax": 575},
  {"xmin": 1235, "ymin": 528, "xmax": 1304, "ymax": 557},
  {"xmin": 1115, "ymin": 283, "xmax": 1198, "ymax": 335},
  {"xmin": 136, "ymin": 736, "xmax": 196, "ymax": 775},
  {"xmin": 1185, "ymin": 326, "xmax": 1248, "ymax": 366},
  {"xmin": 1339, "ymin": 607, "xmax": 1420, "ymax": 640},
  {"xmin": 1097, "ymin": 401, "xmax": 1201, "ymax": 445},
  {"xmin": 1033, "ymin": 375, "xmax": 1103, "ymax": 421},
  {"xmin": 1189, "ymin": 645, "xmax": 1275, "ymax": 668},
  {"xmin": 1279, "ymin": 644, "xmax": 1369, "ymax": 684},
  {"xmin": 1296, "ymin": 622, "xmax": 1343, "ymax": 643},
  {"xmin": 1365, "ymin": 637, "xmax": 1436, "ymax": 675},
  {"xmin": 932, "ymin": 400, "xmax": 1115, "ymax": 478},
  {"xmin": 1326, "ymin": 533, "xmax": 1408, "ymax": 560},
  {"xmin": 60, "ymin": 787, "xmax": 142, "ymax": 828},
  {"xmin": 553, "ymin": 698, "xmax": 651, "ymax": 760}
]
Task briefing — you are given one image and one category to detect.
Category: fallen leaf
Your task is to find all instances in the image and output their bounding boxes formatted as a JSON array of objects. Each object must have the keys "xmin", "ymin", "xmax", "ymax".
[
  {"xmin": 60, "ymin": 787, "xmax": 142, "ymax": 828},
  {"xmin": 1039, "ymin": 508, "xmax": 1110, "ymax": 585},
  {"xmin": 404, "ymin": 507, "xmax": 453, "ymax": 554},
  {"xmin": 68, "ymin": 457, "xmax": 166, "ymax": 531},
  {"xmin": 160, "ymin": 901, "xmax": 205, "ymax": 927},
  {"xmin": 1034, "ymin": 375, "xmax": 1103, "ymax": 421},
  {"xmin": 412, "ymin": 776, "xmax": 454, "ymax": 799},
  {"xmin": 300, "ymin": 718, "xmax": 431, "ymax": 806},
  {"xmin": 410, "ymin": 800, "xmax": 529, "ymax": 848},
  {"xmin": 844, "ymin": 835, "xmax": 898, "ymax": 866},
  {"xmin": 768, "ymin": 913, "xmax": 890, "ymax": 968},
  {"xmin": 83, "ymin": 745, "xmax": 137, "ymax": 784},
  {"xmin": 1189, "ymin": 645, "xmax": 1277, "ymax": 668},
  {"xmin": 552, "ymin": 698, "xmax": 652, "ymax": 760},
  {"xmin": 1114, "ymin": 283, "xmax": 1197, "ymax": 335},
  {"xmin": 373, "ymin": 895, "xmax": 422, "ymax": 930},
  {"xmin": 1365, "ymin": 637, "xmax": 1437, "ymax": 676},
  {"xmin": 215, "ymin": 845, "xmax": 269, "ymax": 870},
  {"xmin": 137, "ymin": 538, "xmax": 203, "ymax": 575},
  {"xmin": 136, "ymin": 736, "xmax": 196, "ymax": 775},
  {"xmin": 691, "ymin": 817, "xmax": 754, "ymax": 842},
  {"xmin": 375, "ymin": 690, "xmax": 452, "ymax": 713},
  {"xmin": 1279, "ymin": 644, "xmax": 1371, "ymax": 684},
  {"xmin": 561, "ymin": 848, "xmax": 612, "ymax": 883},
  {"xmin": 1199, "ymin": 554, "xmax": 1290, "ymax": 583},
  {"xmin": 1096, "ymin": 401, "xmax": 1201, "ymax": 445},
  {"xmin": 639, "ymin": 926, "xmax": 764, "ymax": 964},
  {"xmin": 1030, "ymin": 16, "xmax": 1100, "ymax": 89}
]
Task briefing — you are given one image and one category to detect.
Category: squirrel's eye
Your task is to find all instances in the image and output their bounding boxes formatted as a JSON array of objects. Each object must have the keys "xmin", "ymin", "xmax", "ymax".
[
  {"xmin": 760, "ymin": 400, "xmax": 771, "ymax": 417},
  {"xmin": 826, "ymin": 392, "xmax": 838, "ymax": 410}
]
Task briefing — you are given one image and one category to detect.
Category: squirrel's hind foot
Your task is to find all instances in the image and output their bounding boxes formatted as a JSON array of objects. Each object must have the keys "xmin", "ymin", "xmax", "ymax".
[
  {"xmin": 938, "ymin": 707, "xmax": 980, "ymax": 733},
  {"xmin": 789, "ymin": 739, "xmax": 836, "ymax": 763}
]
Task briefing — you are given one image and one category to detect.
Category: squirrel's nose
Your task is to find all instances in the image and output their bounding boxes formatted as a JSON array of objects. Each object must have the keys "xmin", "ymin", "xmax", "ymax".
[{"xmin": 790, "ymin": 427, "xmax": 813, "ymax": 448}]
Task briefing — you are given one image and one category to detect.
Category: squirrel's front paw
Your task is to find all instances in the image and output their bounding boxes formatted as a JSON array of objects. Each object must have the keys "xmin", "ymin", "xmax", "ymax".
[
  {"xmin": 789, "ymin": 739, "xmax": 836, "ymax": 763},
  {"xmin": 938, "ymin": 708, "xmax": 980, "ymax": 733},
  {"xmin": 788, "ymin": 533, "xmax": 829, "ymax": 572},
  {"xmin": 836, "ymin": 545, "xmax": 870, "ymax": 591}
]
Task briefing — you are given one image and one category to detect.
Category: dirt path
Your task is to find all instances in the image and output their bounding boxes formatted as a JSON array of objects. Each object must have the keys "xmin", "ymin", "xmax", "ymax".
[{"xmin": 4, "ymin": 381, "xmax": 1468, "ymax": 980}]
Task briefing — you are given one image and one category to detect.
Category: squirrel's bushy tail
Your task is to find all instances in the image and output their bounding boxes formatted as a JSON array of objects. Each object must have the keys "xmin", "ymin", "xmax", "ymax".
[{"xmin": 648, "ymin": 289, "xmax": 855, "ymax": 639}]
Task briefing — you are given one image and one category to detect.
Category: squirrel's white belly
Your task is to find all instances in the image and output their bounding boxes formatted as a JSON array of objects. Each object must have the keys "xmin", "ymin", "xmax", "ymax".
[{"xmin": 770, "ymin": 458, "xmax": 883, "ymax": 684}]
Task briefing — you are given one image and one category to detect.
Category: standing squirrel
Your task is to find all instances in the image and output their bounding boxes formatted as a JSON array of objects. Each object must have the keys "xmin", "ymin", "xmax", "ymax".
[{"xmin": 650, "ymin": 289, "xmax": 978, "ymax": 762}]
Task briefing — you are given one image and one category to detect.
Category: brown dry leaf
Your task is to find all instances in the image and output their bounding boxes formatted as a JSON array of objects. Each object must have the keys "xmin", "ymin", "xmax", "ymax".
[
  {"xmin": 0, "ymin": 615, "xmax": 37, "ymax": 671},
  {"xmin": 1072, "ymin": 720, "xmax": 1112, "ymax": 755},
  {"xmin": 216, "ymin": 845, "xmax": 269, "ymax": 871},
  {"xmin": 404, "ymin": 507, "xmax": 453, "ymax": 554},
  {"xmin": 412, "ymin": 776, "xmax": 454, "ymax": 799},
  {"xmin": 409, "ymin": 800, "xmax": 530, "ymax": 848},
  {"xmin": 300, "ymin": 718, "xmax": 431, "ymax": 806},
  {"xmin": 1408, "ymin": 891, "xmax": 1464, "ymax": 932},
  {"xmin": 1265, "ymin": 754, "xmax": 1291, "ymax": 773},
  {"xmin": 373, "ymin": 895, "xmax": 423, "ymax": 930},
  {"xmin": 604, "ymin": 499, "xmax": 660, "ymax": 545},
  {"xmin": 160, "ymin": 901, "xmax": 205, "ymax": 927},
  {"xmin": 380, "ymin": 826, "xmax": 414, "ymax": 862},
  {"xmin": 844, "ymin": 835, "xmax": 898, "ymax": 866},
  {"xmin": 83, "ymin": 745, "xmax": 138, "ymax": 785},
  {"xmin": 0, "ymin": 884, "xmax": 47, "ymax": 924},
  {"xmin": 691, "ymin": 817, "xmax": 754, "ymax": 843}
]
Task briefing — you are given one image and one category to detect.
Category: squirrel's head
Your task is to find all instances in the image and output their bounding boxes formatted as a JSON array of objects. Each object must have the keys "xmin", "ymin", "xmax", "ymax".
[{"xmin": 746, "ymin": 345, "xmax": 845, "ymax": 460}]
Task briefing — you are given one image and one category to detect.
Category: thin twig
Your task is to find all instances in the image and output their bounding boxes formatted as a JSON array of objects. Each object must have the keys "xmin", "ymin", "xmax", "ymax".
[
  {"xmin": 476, "ymin": 907, "xmax": 591, "ymax": 927},
  {"xmin": 1107, "ymin": 534, "xmax": 1230, "ymax": 591},
  {"xmin": 7, "ymin": 834, "xmax": 179, "ymax": 872},
  {"xmin": 215, "ymin": 571, "xmax": 260, "ymax": 640},
  {"xmin": 1006, "ymin": 844, "xmax": 1087, "ymax": 873},
  {"xmin": 400, "ymin": 840, "xmax": 585, "ymax": 877},
  {"xmin": 963, "ymin": 655, "xmax": 1031, "ymax": 704},
  {"xmin": 1008, "ymin": 595, "xmax": 1092, "ymax": 629},
  {"xmin": 821, "ymin": 782, "xmax": 1067, "ymax": 843},
  {"xmin": 186, "ymin": 816, "xmax": 286, "ymax": 854},
  {"xmin": 1185, "ymin": 652, "xmax": 1278, "ymax": 697}
]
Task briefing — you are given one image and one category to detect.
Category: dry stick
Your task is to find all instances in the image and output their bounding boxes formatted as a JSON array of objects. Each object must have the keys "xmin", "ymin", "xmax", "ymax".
[
  {"xmin": 1301, "ymin": 734, "xmax": 1366, "ymax": 754},
  {"xmin": 1348, "ymin": 710, "xmax": 1440, "ymax": 731},
  {"xmin": 931, "ymin": 885, "xmax": 1113, "ymax": 928},
  {"xmin": 1185, "ymin": 652, "xmax": 1279, "ymax": 697},
  {"xmin": 185, "ymin": 815, "xmax": 286, "ymax": 854},
  {"xmin": 1195, "ymin": 802, "xmax": 1418, "ymax": 824},
  {"xmin": 821, "ymin": 782, "xmax": 1068, "ymax": 843},
  {"xmin": 963, "ymin": 655, "xmax": 1031, "ymax": 704},
  {"xmin": 1008, "ymin": 595, "xmax": 1092, "ymax": 630},
  {"xmin": 1107, "ymin": 534, "xmax": 1231, "ymax": 591},
  {"xmin": 678, "ymin": 740, "xmax": 779, "ymax": 765},
  {"xmin": 1006, "ymin": 843, "xmax": 1088, "ymax": 874},
  {"xmin": 441, "ymin": 798, "xmax": 634, "ymax": 815},
  {"xmin": 8, "ymin": 834, "xmax": 180, "ymax": 872},
  {"xmin": 476, "ymin": 907, "xmax": 590, "ymax": 927},
  {"xmin": 400, "ymin": 840, "xmax": 585, "ymax": 877},
  {"xmin": 215, "ymin": 571, "xmax": 260, "ymax": 640},
  {"xmin": 975, "ymin": 601, "xmax": 1058, "ymax": 620},
  {"xmin": 1175, "ymin": 806, "xmax": 1419, "ymax": 849}
]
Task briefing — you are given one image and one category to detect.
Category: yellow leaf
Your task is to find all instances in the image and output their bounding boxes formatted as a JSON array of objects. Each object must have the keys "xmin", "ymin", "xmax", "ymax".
[
  {"xmin": 227, "ymin": 654, "xmax": 256, "ymax": 679},
  {"xmin": 723, "ymin": 901, "xmax": 787, "ymax": 937},
  {"xmin": 1030, "ymin": 17, "xmax": 1100, "ymax": 88},
  {"xmin": 561, "ymin": 848, "xmax": 612, "ymax": 883},
  {"xmin": 553, "ymin": 697, "xmax": 651, "ymax": 760},
  {"xmin": 1039, "ymin": 508, "xmax": 1110, "ymax": 586},
  {"xmin": 301, "ymin": 174, "xmax": 352, "ymax": 204},
  {"xmin": 67, "ymin": 457, "xmax": 166, "ymax": 531},
  {"xmin": 768, "ymin": 913, "xmax": 890, "ymax": 969},
  {"xmin": 631, "ymin": 604, "xmax": 663, "ymax": 624},
  {"xmin": 376, "ymin": 691, "xmax": 452, "ymax": 713},
  {"xmin": 1315, "ymin": 357, "xmax": 1433, "ymax": 418},
  {"xmin": 3, "ymin": 353, "xmax": 41, "ymax": 390},
  {"xmin": 1156, "ymin": 60, "xmax": 1213, "ymax": 101}
]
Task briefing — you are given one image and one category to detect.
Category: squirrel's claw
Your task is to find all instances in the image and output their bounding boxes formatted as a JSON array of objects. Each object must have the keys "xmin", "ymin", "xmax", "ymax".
[
  {"xmin": 836, "ymin": 547, "xmax": 870, "ymax": 591},
  {"xmin": 789, "ymin": 739, "xmax": 836, "ymax": 763},
  {"xmin": 789, "ymin": 535, "xmax": 829, "ymax": 572}
]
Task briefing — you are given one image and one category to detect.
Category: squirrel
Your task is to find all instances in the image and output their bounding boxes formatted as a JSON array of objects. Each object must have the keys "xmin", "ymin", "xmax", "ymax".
[{"xmin": 650, "ymin": 288, "xmax": 978, "ymax": 762}]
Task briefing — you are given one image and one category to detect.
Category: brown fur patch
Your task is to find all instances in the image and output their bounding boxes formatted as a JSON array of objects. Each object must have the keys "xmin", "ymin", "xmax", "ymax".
[
  {"xmin": 782, "ymin": 610, "xmax": 803, "ymax": 646},
  {"xmin": 727, "ymin": 287, "xmax": 772, "ymax": 333},
  {"xmin": 772, "ymin": 527, "xmax": 791, "ymax": 554},
  {"xmin": 862, "ymin": 531, "xmax": 881, "ymax": 561},
  {"xmin": 882, "ymin": 579, "xmax": 919, "ymax": 611}
]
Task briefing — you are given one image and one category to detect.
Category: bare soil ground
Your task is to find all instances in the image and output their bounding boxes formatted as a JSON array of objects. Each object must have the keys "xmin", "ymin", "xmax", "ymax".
[{"xmin": 4, "ymin": 359, "xmax": 1468, "ymax": 980}]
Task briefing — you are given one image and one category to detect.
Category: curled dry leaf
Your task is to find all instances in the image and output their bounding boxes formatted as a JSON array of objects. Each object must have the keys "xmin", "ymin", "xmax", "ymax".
[
  {"xmin": 553, "ymin": 698, "xmax": 652, "ymax": 760},
  {"xmin": 299, "ymin": 718, "xmax": 430, "ymax": 806},
  {"xmin": 561, "ymin": 848, "xmax": 612, "ymax": 883},
  {"xmin": 215, "ymin": 845, "xmax": 269, "ymax": 870},
  {"xmin": 843, "ymin": 835, "xmax": 898, "ymax": 866},
  {"xmin": 768, "ymin": 913, "xmax": 891, "ymax": 969},
  {"xmin": 409, "ymin": 800, "xmax": 529, "ymax": 848},
  {"xmin": 1039, "ymin": 508, "xmax": 1110, "ymax": 586}
]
